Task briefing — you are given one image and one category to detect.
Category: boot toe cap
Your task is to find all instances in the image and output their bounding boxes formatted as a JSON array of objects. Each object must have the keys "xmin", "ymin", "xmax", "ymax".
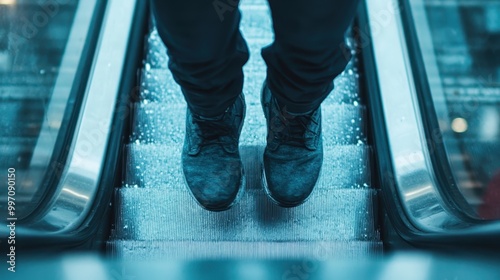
[{"xmin": 263, "ymin": 147, "xmax": 322, "ymax": 207}]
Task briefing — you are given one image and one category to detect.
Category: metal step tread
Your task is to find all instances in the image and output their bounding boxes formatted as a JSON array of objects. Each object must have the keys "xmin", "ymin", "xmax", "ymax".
[
  {"xmin": 108, "ymin": 240, "xmax": 383, "ymax": 260},
  {"xmin": 131, "ymin": 102, "xmax": 367, "ymax": 146},
  {"xmin": 125, "ymin": 143, "xmax": 371, "ymax": 190},
  {"xmin": 142, "ymin": 0, "xmax": 361, "ymax": 105},
  {"xmin": 138, "ymin": 61, "xmax": 361, "ymax": 106},
  {"xmin": 113, "ymin": 187, "xmax": 378, "ymax": 241}
]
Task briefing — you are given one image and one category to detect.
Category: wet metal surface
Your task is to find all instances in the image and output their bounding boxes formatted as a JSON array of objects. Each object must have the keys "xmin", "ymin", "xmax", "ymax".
[{"xmin": 114, "ymin": 188, "xmax": 378, "ymax": 242}]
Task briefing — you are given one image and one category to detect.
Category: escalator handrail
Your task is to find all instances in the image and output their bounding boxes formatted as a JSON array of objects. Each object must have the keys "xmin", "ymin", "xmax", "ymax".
[
  {"xmin": 25, "ymin": 0, "xmax": 139, "ymax": 234},
  {"xmin": 398, "ymin": 0, "xmax": 482, "ymax": 223},
  {"xmin": 25, "ymin": 0, "xmax": 102, "ymax": 220},
  {"xmin": 363, "ymin": 0, "xmax": 500, "ymax": 243}
]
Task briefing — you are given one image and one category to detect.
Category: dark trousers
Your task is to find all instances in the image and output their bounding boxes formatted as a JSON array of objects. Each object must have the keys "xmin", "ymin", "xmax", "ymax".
[{"xmin": 151, "ymin": 0, "xmax": 360, "ymax": 117}]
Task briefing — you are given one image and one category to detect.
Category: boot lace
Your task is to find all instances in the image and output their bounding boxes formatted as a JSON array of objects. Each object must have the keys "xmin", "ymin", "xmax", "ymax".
[
  {"xmin": 271, "ymin": 109, "xmax": 318, "ymax": 146},
  {"xmin": 193, "ymin": 114, "xmax": 240, "ymax": 147}
]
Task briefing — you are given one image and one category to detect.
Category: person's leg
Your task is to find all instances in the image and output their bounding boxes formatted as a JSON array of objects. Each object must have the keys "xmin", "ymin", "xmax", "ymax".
[
  {"xmin": 263, "ymin": 0, "xmax": 360, "ymax": 114},
  {"xmin": 150, "ymin": 0, "xmax": 248, "ymax": 211},
  {"xmin": 151, "ymin": 0, "xmax": 249, "ymax": 117},
  {"xmin": 261, "ymin": 0, "xmax": 360, "ymax": 207}
]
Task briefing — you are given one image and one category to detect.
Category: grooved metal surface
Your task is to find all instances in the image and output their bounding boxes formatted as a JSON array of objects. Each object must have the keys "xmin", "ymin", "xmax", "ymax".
[
  {"xmin": 110, "ymin": 0, "xmax": 381, "ymax": 260},
  {"xmin": 110, "ymin": 240, "xmax": 382, "ymax": 261},
  {"xmin": 132, "ymin": 103, "xmax": 367, "ymax": 146},
  {"xmin": 125, "ymin": 144, "xmax": 371, "ymax": 190},
  {"xmin": 114, "ymin": 188, "xmax": 378, "ymax": 241}
]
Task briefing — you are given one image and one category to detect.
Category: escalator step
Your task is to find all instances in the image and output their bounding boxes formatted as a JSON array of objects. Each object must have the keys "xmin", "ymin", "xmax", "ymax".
[
  {"xmin": 143, "ymin": 1, "xmax": 361, "ymax": 105},
  {"xmin": 113, "ymin": 187, "xmax": 379, "ymax": 241},
  {"xmin": 144, "ymin": 4, "xmax": 275, "ymax": 70},
  {"xmin": 140, "ymin": 59, "xmax": 361, "ymax": 106},
  {"xmin": 139, "ymin": 69, "xmax": 183, "ymax": 104},
  {"xmin": 239, "ymin": 4, "xmax": 273, "ymax": 40},
  {"xmin": 132, "ymin": 103, "xmax": 367, "ymax": 146},
  {"xmin": 143, "ymin": 29, "xmax": 167, "ymax": 70},
  {"xmin": 125, "ymin": 144, "xmax": 371, "ymax": 190},
  {"xmin": 109, "ymin": 240, "xmax": 383, "ymax": 260}
]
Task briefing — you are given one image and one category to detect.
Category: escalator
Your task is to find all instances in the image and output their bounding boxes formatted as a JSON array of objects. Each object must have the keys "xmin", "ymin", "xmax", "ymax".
[
  {"xmin": 1, "ymin": 0, "xmax": 500, "ymax": 278},
  {"xmin": 107, "ymin": 0, "xmax": 381, "ymax": 259}
]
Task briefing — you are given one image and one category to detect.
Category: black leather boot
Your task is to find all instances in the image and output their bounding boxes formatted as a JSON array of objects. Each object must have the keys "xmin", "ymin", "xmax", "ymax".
[
  {"xmin": 182, "ymin": 94, "xmax": 246, "ymax": 212},
  {"xmin": 261, "ymin": 83, "xmax": 323, "ymax": 207}
]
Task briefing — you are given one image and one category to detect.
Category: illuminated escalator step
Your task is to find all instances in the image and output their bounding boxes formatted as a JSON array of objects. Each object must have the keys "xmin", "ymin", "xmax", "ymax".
[
  {"xmin": 144, "ymin": 2, "xmax": 273, "ymax": 70},
  {"xmin": 114, "ymin": 187, "xmax": 379, "ymax": 242},
  {"xmin": 132, "ymin": 103, "xmax": 367, "ymax": 146},
  {"xmin": 124, "ymin": 144, "xmax": 371, "ymax": 190},
  {"xmin": 109, "ymin": 240, "xmax": 383, "ymax": 260},
  {"xmin": 140, "ymin": 56, "xmax": 361, "ymax": 106}
]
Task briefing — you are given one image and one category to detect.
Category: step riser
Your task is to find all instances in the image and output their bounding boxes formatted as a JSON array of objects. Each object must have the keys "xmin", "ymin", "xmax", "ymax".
[{"xmin": 114, "ymin": 188, "xmax": 378, "ymax": 241}]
